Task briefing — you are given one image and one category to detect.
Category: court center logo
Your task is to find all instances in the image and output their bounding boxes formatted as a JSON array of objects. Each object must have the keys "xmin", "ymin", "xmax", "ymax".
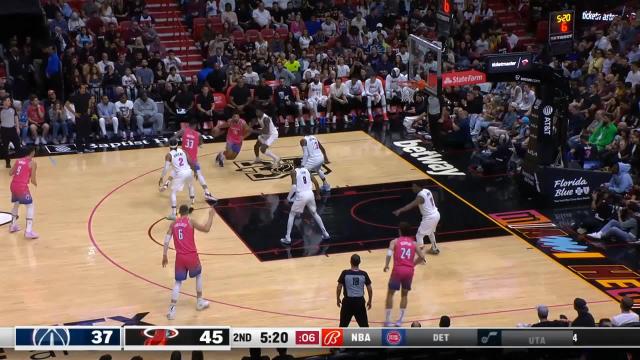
[
  {"xmin": 0, "ymin": 212, "xmax": 11, "ymax": 227},
  {"xmin": 233, "ymin": 156, "xmax": 332, "ymax": 181}
]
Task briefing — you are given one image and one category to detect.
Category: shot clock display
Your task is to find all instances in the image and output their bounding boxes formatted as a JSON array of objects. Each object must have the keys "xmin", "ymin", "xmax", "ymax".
[{"xmin": 548, "ymin": 10, "xmax": 575, "ymax": 55}]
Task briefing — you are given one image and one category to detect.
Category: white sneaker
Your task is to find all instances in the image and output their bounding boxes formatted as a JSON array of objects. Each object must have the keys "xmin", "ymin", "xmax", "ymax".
[
  {"xmin": 34, "ymin": 137, "xmax": 40, "ymax": 145},
  {"xmin": 322, "ymin": 231, "xmax": 330, "ymax": 239},
  {"xmin": 167, "ymin": 305, "xmax": 176, "ymax": 320},
  {"xmin": 41, "ymin": 138, "xmax": 48, "ymax": 145},
  {"xmin": 280, "ymin": 237, "xmax": 291, "ymax": 245},
  {"xmin": 588, "ymin": 232, "xmax": 602, "ymax": 239},
  {"xmin": 332, "ymin": 115, "xmax": 337, "ymax": 123},
  {"xmin": 252, "ymin": 158, "xmax": 262, "ymax": 164},
  {"xmin": 196, "ymin": 299, "xmax": 210, "ymax": 311},
  {"xmin": 343, "ymin": 115, "xmax": 348, "ymax": 123},
  {"xmin": 166, "ymin": 214, "xmax": 176, "ymax": 221}
]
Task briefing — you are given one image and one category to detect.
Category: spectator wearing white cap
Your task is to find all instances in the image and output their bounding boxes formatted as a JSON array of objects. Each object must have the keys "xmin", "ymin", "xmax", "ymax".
[
  {"xmin": 368, "ymin": 23, "xmax": 387, "ymax": 45},
  {"xmin": 611, "ymin": 296, "xmax": 639, "ymax": 326}
]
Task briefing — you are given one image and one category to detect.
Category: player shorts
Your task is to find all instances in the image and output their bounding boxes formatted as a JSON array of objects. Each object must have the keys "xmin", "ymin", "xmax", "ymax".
[
  {"xmin": 172, "ymin": 170, "xmax": 194, "ymax": 192},
  {"xmin": 258, "ymin": 134, "xmax": 278, "ymax": 147},
  {"xmin": 175, "ymin": 253, "xmax": 202, "ymax": 281},
  {"xmin": 291, "ymin": 191, "xmax": 316, "ymax": 213},
  {"xmin": 417, "ymin": 212, "xmax": 440, "ymax": 244},
  {"xmin": 227, "ymin": 142, "xmax": 242, "ymax": 154},
  {"xmin": 303, "ymin": 158, "xmax": 324, "ymax": 172},
  {"xmin": 10, "ymin": 184, "xmax": 32, "ymax": 205},
  {"xmin": 388, "ymin": 267, "xmax": 414, "ymax": 291}
]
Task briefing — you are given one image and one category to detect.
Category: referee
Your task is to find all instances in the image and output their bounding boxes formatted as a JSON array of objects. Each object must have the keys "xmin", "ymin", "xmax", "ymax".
[{"xmin": 336, "ymin": 254, "xmax": 373, "ymax": 327}]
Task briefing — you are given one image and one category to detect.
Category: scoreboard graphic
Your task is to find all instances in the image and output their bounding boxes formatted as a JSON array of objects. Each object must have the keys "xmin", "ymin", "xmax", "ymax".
[{"xmin": 4, "ymin": 327, "xmax": 640, "ymax": 350}]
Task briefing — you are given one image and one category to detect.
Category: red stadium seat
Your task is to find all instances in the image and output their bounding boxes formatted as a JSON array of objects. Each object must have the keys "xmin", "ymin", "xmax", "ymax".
[
  {"xmin": 232, "ymin": 29, "xmax": 246, "ymax": 45},
  {"xmin": 213, "ymin": 92, "xmax": 227, "ymax": 109},
  {"xmin": 245, "ymin": 29, "xmax": 260, "ymax": 43},
  {"xmin": 119, "ymin": 20, "xmax": 133, "ymax": 31},
  {"xmin": 265, "ymin": 80, "xmax": 280, "ymax": 90},
  {"xmin": 276, "ymin": 27, "xmax": 289, "ymax": 40},
  {"xmin": 193, "ymin": 18, "xmax": 207, "ymax": 40},
  {"xmin": 210, "ymin": 15, "xmax": 223, "ymax": 32},
  {"xmin": 260, "ymin": 28, "xmax": 275, "ymax": 41}
]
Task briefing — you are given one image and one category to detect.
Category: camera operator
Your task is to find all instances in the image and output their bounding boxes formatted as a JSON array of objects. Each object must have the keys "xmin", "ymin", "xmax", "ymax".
[
  {"xmin": 588, "ymin": 201, "xmax": 640, "ymax": 244},
  {"xmin": 444, "ymin": 107, "xmax": 472, "ymax": 149}
]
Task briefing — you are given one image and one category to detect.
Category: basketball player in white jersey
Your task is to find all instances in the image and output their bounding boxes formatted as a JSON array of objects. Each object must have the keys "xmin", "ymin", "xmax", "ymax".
[
  {"xmin": 364, "ymin": 73, "xmax": 388, "ymax": 122},
  {"xmin": 280, "ymin": 160, "xmax": 330, "ymax": 245},
  {"xmin": 159, "ymin": 139, "xmax": 196, "ymax": 220},
  {"xmin": 307, "ymin": 74, "xmax": 329, "ymax": 124},
  {"xmin": 385, "ymin": 67, "xmax": 407, "ymax": 111},
  {"xmin": 253, "ymin": 108, "xmax": 281, "ymax": 167},
  {"xmin": 393, "ymin": 183, "xmax": 440, "ymax": 255},
  {"xmin": 300, "ymin": 135, "xmax": 330, "ymax": 192}
]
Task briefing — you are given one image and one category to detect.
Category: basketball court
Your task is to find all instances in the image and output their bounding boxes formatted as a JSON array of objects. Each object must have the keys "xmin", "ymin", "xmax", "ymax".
[{"xmin": 1, "ymin": 130, "xmax": 619, "ymax": 337}]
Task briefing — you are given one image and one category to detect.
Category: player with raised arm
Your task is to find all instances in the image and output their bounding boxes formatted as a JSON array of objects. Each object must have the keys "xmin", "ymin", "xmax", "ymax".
[
  {"xmin": 383, "ymin": 222, "xmax": 425, "ymax": 327},
  {"xmin": 172, "ymin": 119, "xmax": 216, "ymax": 202},
  {"xmin": 393, "ymin": 183, "xmax": 441, "ymax": 255},
  {"xmin": 8, "ymin": 146, "xmax": 38, "ymax": 239},
  {"xmin": 214, "ymin": 113, "xmax": 253, "ymax": 167},
  {"xmin": 280, "ymin": 160, "xmax": 330, "ymax": 245},
  {"xmin": 159, "ymin": 139, "xmax": 196, "ymax": 220},
  {"xmin": 300, "ymin": 135, "xmax": 330, "ymax": 192},
  {"xmin": 253, "ymin": 108, "xmax": 281, "ymax": 167},
  {"xmin": 162, "ymin": 204, "xmax": 215, "ymax": 320}
]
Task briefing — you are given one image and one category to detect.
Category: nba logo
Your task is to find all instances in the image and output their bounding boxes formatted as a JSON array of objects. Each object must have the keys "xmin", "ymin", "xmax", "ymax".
[
  {"xmin": 32, "ymin": 328, "xmax": 71, "ymax": 346},
  {"xmin": 382, "ymin": 329, "xmax": 405, "ymax": 346},
  {"xmin": 321, "ymin": 329, "xmax": 343, "ymax": 346}
]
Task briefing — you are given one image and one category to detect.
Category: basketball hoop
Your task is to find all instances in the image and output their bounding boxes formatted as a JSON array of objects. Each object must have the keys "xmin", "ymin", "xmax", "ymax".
[{"xmin": 398, "ymin": 80, "xmax": 427, "ymax": 104}]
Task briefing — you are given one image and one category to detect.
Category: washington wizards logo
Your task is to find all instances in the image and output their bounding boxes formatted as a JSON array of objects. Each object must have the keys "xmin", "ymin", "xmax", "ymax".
[{"xmin": 233, "ymin": 156, "xmax": 332, "ymax": 181}]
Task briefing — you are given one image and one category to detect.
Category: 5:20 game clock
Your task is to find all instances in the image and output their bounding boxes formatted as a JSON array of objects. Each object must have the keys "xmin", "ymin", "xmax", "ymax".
[{"xmin": 124, "ymin": 326, "xmax": 230, "ymax": 351}]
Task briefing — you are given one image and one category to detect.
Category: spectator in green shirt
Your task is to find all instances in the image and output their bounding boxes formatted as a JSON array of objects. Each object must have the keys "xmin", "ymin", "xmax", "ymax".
[
  {"xmin": 284, "ymin": 54, "xmax": 301, "ymax": 74},
  {"xmin": 589, "ymin": 113, "xmax": 617, "ymax": 151}
]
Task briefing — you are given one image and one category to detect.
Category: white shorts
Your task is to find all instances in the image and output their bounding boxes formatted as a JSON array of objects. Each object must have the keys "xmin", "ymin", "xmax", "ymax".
[
  {"xmin": 291, "ymin": 191, "xmax": 316, "ymax": 213},
  {"xmin": 303, "ymin": 157, "xmax": 324, "ymax": 172},
  {"xmin": 172, "ymin": 170, "xmax": 194, "ymax": 192},
  {"xmin": 309, "ymin": 95, "xmax": 328, "ymax": 107},
  {"xmin": 416, "ymin": 212, "xmax": 440, "ymax": 243},
  {"xmin": 258, "ymin": 133, "xmax": 278, "ymax": 147}
]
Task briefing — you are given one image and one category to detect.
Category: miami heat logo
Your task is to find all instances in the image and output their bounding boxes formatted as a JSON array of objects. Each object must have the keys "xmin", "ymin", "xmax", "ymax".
[
  {"xmin": 233, "ymin": 156, "xmax": 332, "ymax": 181},
  {"xmin": 142, "ymin": 328, "xmax": 179, "ymax": 346},
  {"xmin": 0, "ymin": 212, "xmax": 11, "ymax": 227}
]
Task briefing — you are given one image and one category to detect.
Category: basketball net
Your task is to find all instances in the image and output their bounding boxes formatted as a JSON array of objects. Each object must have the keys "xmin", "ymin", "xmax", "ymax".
[{"xmin": 398, "ymin": 80, "xmax": 426, "ymax": 104}]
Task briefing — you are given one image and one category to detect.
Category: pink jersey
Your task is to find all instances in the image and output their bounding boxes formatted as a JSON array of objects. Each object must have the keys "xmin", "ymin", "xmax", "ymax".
[
  {"xmin": 172, "ymin": 217, "xmax": 198, "ymax": 255},
  {"xmin": 226, "ymin": 118, "xmax": 246, "ymax": 144},
  {"xmin": 11, "ymin": 157, "xmax": 32, "ymax": 189},
  {"xmin": 393, "ymin": 236, "xmax": 417, "ymax": 270},
  {"xmin": 181, "ymin": 127, "xmax": 200, "ymax": 162}
]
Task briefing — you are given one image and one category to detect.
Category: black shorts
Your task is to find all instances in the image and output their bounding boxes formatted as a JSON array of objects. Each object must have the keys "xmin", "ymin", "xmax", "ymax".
[{"xmin": 339, "ymin": 297, "xmax": 369, "ymax": 327}]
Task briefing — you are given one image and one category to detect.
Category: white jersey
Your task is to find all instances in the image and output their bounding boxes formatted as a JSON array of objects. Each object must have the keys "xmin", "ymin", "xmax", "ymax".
[
  {"xmin": 345, "ymin": 79, "xmax": 364, "ymax": 97},
  {"xmin": 170, "ymin": 148, "xmax": 191, "ymax": 175},
  {"xmin": 385, "ymin": 73, "xmax": 407, "ymax": 92},
  {"xmin": 364, "ymin": 78, "xmax": 384, "ymax": 96},
  {"xmin": 309, "ymin": 81, "xmax": 325, "ymax": 99},
  {"xmin": 295, "ymin": 168, "xmax": 313, "ymax": 193},
  {"xmin": 303, "ymin": 135, "xmax": 323, "ymax": 161},
  {"xmin": 418, "ymin": 189, "xmax": 438, "ymax": 217},
  {"xmin": 258, "ymin": 114, "xmax": 278, "ymax": 136}
]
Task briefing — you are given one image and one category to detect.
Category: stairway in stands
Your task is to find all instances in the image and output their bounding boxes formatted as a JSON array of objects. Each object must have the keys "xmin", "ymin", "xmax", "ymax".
[
  {"xmin": 146, "ymin": 0, "xmax": 202, "ymax": 78},
  {"xmin": 487, "ymin": 0, "xmax": 536, "ymax": 50}
]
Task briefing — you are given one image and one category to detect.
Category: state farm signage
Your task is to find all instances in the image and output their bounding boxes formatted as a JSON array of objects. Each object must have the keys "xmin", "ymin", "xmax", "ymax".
[{"xmin": 442, "ymin": 70, "xmax": 486, "ymax": 87}]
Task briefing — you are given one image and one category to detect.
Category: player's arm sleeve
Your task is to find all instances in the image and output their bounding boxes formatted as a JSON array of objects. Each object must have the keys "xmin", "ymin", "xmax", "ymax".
[
  {"xmin": 337, "ymin": 270, "xmax": 345, "ymax": 284},
  {"xmin": 364, "ymin": 271, "xmax": 372, "ymax": 285}
]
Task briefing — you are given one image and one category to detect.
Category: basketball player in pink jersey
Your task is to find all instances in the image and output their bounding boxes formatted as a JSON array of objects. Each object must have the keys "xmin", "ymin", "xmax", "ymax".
[
  {"xmin": 162, "ymin": 204, "xmax": 215, "ymax": 320},
  {"xmin": 172, "ymin": 119, "xmax": 216, "ymax": 202},
  {"xmin": 383, "ymin": 222, "xmax": 425, "ymax": 327},
  {"xmin": 214, "ymin": 113, "xmax": 253, "ymax": 166},
  {"xmin": 8, "ymin": 146, "xmax": 38, "ymax": 238}
]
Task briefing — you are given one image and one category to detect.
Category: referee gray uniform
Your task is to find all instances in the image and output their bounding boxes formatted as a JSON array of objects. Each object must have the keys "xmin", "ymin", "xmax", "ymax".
[
  {"xmin": 337, "ymin": 268, "xmax": 371, "ymax": 327},
  {"xmin": 0, "ymin": 103, "xmax": 21, "ymax": 168}
]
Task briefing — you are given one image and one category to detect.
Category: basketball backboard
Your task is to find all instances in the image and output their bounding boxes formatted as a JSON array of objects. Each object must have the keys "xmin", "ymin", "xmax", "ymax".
[{"xmin": 408, "ymin": 34, "xmax": 442, "ymax": 96}]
